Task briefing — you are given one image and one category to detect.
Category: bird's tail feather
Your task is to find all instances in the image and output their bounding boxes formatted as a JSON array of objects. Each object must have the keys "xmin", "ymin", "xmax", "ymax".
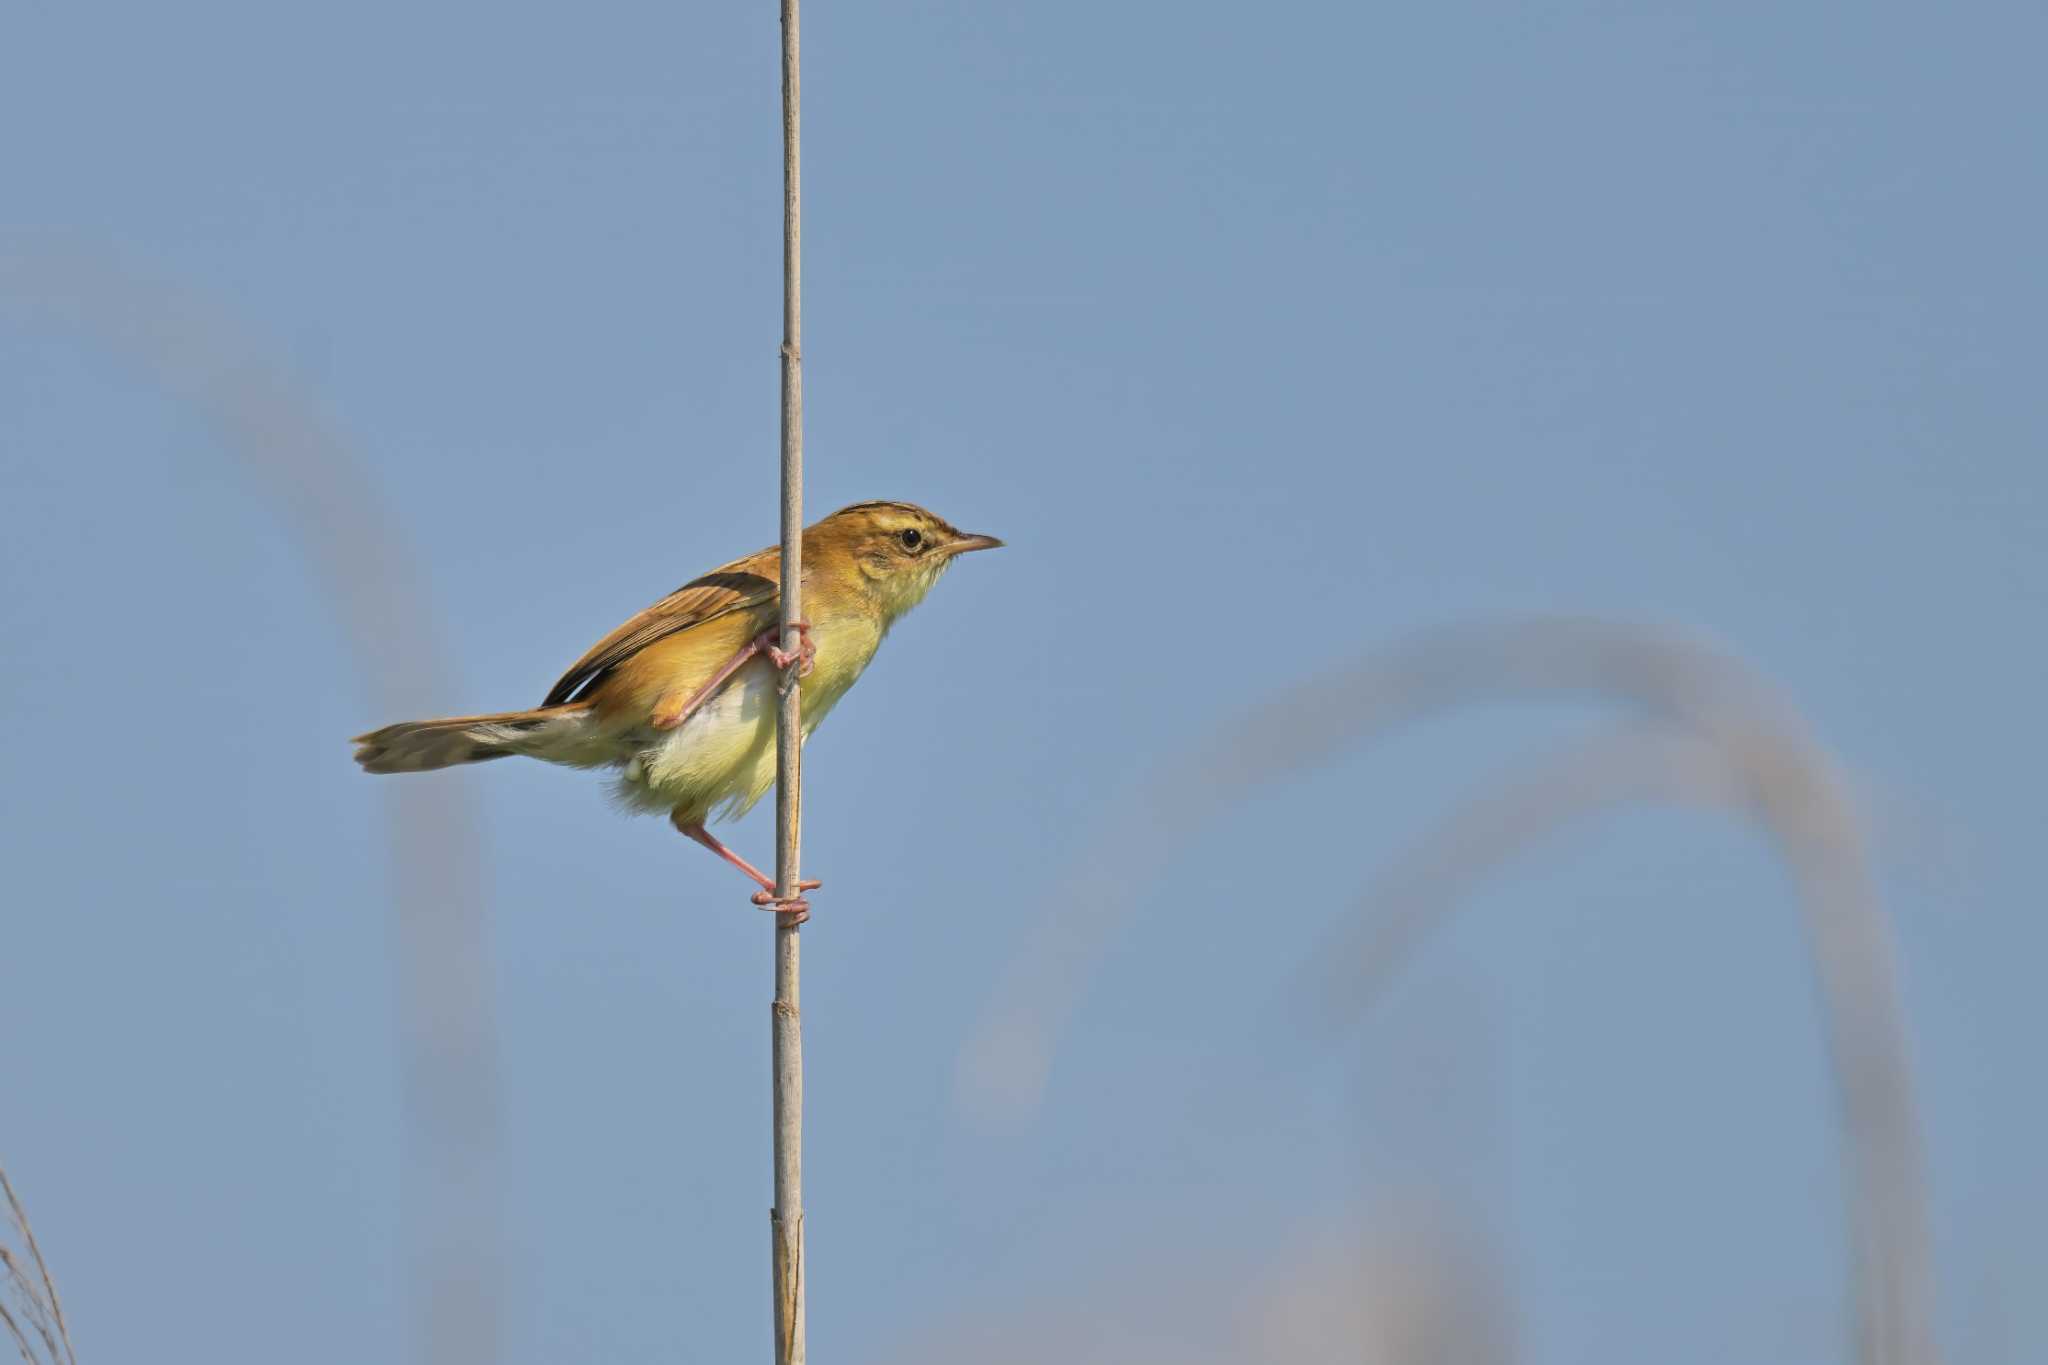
[{"xmin": 352, "ymin": 701, "xmax": 601, "ymax": 774}]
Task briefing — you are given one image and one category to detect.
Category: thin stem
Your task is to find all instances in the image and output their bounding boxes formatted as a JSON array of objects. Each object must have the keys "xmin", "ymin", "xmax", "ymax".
[
  {"xmin": 0, "ymin": 1254, "xmax": 60, "ymax": 1365},
  {"xmin": 770, "ymin": 0, "xmax": 806, "ymax": 1361},
  {"xmin": 0, "ymin": 1168, "xmax": 72, "ymax": 1365},
  {"xmin": 0, "ymin": 1297, "xmax": 40, "ymax": 1365}
]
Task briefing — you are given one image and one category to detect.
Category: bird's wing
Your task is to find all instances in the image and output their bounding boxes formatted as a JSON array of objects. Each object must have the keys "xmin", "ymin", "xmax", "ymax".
[{"xmin": 543, "ymin": 547, "xmax": 781, "ymax": 706}]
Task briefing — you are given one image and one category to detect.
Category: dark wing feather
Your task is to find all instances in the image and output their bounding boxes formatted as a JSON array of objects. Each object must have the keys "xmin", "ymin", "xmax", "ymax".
[{"xmin": 542, "ymin": 550, "xmax": 780, "ymax": 706}]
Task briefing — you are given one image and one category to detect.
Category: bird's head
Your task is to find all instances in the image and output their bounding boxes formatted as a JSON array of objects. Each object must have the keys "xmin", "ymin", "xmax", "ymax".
[{"xmin": 809, "ymin": 500, "xmax": 1003, "ymax": 622}]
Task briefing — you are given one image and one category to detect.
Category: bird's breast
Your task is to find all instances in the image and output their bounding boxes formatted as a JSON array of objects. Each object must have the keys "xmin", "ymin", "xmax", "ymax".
[{"xmin": 798, "ymin": 611, "xmax": 884, "ymax": 715}]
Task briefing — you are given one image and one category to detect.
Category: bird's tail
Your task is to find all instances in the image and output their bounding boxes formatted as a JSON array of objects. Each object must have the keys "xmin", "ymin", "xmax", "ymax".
[{"xmin": 352, "ymin": 701, "xmax": 601, "ymax": 774}]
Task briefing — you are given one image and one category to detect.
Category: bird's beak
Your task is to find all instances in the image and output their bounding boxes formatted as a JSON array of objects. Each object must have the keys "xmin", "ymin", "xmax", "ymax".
[{"xmin": 944, "ymin": 532, "xmax": 1005, "ymax": 556}]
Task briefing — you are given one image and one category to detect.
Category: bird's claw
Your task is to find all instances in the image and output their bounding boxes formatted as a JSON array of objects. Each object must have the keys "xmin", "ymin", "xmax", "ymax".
[
  {"xmin": 761, "ymin": 620, "xmax": 816, "ymax": 683},
  {"xmin": 751, "ymin": 881, "xmax": 821, "ymax": 924}
]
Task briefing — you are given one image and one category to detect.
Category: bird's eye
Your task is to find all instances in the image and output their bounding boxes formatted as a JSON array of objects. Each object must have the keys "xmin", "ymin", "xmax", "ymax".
[{"xmin": 899, "ymin": 528, "xmax": 923, "ymax": 551}]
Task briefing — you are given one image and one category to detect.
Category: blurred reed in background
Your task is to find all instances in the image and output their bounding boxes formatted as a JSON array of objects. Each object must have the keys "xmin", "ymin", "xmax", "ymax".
[
  {"xmin": 959, "ymin": 618, "xmax": 1937, "ymax": 1365},
  {"xmin": 0, "ymin": 245, "xmax": 501, "ymax": 1365}
]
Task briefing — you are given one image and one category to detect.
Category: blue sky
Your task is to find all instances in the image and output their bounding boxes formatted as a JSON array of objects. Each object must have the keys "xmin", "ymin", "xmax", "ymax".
[{"xmin": 2, "ymin": 2, "xmax": 2043, "ymax": 1362}]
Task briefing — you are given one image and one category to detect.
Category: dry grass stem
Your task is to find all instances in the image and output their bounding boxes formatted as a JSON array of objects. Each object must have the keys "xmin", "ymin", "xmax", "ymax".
[
  {"xmin": 770, "ymin": 2, "xmax": 808, "ymax": 1359},
  {"xmin": 0, "ymin": 1164, "xmax": 75, "ymax": 1365},
  {"xmin": 0, "ymin": 1300, "xmax": 41, "ymax": 1365}
]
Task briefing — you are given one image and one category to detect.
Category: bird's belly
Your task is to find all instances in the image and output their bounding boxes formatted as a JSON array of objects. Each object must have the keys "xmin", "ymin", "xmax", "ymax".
[
  {"xmin": 618, "ymin": 662, "xmax": 778, "ymax": 817},
  {"xmin": 616, "ymin": 650, "xmax": 862, "ymax": 821}
]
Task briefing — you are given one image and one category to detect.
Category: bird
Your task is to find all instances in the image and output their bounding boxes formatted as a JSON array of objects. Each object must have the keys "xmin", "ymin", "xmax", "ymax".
[{"xmin": 352, "ymin": 500, "xmax": 1001, "ymax": 921}]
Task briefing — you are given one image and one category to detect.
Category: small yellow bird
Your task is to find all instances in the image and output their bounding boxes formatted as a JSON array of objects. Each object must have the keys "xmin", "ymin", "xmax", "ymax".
[{"xmin": 353, "ymin": 500, "xmax": 1001, "ymax": 918}]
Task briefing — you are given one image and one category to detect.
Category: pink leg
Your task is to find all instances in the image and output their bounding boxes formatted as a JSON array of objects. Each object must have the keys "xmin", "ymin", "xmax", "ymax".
[
  {"xmin": 651, "ymin": 621, "xmax": 814, "ymax": 731},
  {"xmin": 672, "ymin": 814, "xmax": 820, "ymax": 923}
]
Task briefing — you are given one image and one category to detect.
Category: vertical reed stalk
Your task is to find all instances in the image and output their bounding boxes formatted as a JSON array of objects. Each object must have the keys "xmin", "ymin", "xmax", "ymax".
[{"xmin": 770, "ymin": 0, "xmax": 806, "ymax": 1360}]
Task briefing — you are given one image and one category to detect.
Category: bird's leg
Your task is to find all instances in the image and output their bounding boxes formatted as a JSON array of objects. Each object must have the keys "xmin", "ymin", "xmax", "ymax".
[
  {"xmin": 650, "ymin": 620, "xmax": 813, "ymax": 731},
  {"xmin": 671, "ymin": 813, "xmax": 820, "ymax": 923}
]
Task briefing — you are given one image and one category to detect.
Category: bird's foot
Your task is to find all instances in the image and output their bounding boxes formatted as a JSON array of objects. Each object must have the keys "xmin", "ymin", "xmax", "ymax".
[
  {"xmin": 673, "ymin": 816, "xmax": 820, "ymax": 922},
  {"xmin": 751, "ymin": 884, "xmax": 821, "ymax": 925},
  {"xmin": 758, "ymin": 620, "xmax": 815, "ymax": 682}
]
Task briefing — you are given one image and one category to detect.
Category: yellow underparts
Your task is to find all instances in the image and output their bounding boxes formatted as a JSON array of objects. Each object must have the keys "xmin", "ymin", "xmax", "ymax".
[{"xmin": 612, "ymin": 610, "xmax": 884, "ymax": 822}]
